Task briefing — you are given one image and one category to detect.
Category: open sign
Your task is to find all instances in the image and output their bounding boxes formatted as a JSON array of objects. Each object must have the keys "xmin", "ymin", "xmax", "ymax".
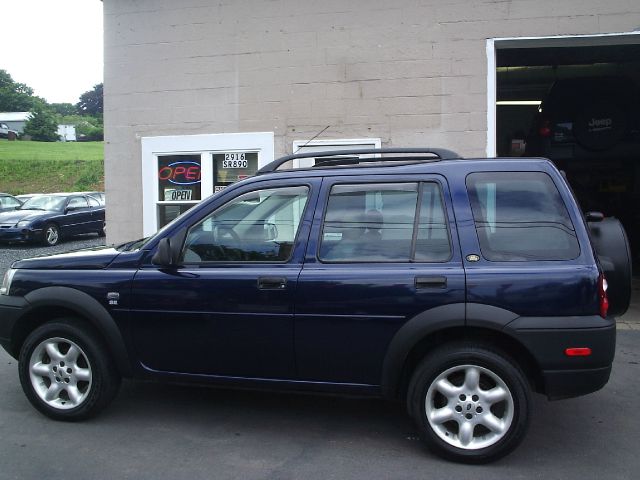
[{"xmin": 158, "ymin": 161, "xmax": 201, "ymax": 185}]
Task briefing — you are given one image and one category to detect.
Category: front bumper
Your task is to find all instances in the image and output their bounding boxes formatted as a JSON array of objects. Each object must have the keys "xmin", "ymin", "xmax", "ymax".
[
  {"xmin": 0, "ymin": 295, "xmax": 28, "ymax": 358},
  {"xmin": 505, "ymin": 315, "xmax": 616, "ymax": 400},
  {"xmin": 0, "ymin": 227, "xmax": 41, "ymax": 243}
]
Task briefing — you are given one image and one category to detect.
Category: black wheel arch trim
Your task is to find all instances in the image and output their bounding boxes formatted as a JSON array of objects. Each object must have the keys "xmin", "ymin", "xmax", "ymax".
[
  {"xmin": 21, "ymin": 286, "xmax": 132, "ymax": 376},
  {"xmin": 381, "ymin": 303, "xmax": 465, "ymax": 399},
  {"xmin": 381, "ymin": 303, "xmax": 524, "ymax": 399}
]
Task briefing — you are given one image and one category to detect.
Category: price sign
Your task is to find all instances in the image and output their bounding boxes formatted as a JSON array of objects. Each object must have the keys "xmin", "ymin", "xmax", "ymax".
[{"xmin": 223, "ymin": 153, "xmax": 247, "ymax": 169}]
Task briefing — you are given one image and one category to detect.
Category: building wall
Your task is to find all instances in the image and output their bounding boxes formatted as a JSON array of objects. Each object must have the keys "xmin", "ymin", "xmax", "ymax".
[{"xmin": 103, "ymin": 0, "xmax": 640, "ymax": 243}]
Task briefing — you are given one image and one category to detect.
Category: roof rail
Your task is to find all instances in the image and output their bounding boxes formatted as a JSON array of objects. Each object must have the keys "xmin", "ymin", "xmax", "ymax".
[{"xmin": 256, "ymin": 147, "xmax": 461, "ymax": 175}]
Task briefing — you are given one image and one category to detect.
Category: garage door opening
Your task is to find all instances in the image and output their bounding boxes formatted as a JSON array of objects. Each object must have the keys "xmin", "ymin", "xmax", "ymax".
[{"xmin": 492, "ymin": 34, "xmax": 640, "ymax": 272}]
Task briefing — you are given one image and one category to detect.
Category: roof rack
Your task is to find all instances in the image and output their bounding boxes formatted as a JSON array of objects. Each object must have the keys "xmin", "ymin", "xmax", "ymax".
[{"xmin": 256, "ymin": 147, "xmax": 461, "ymax": 175}]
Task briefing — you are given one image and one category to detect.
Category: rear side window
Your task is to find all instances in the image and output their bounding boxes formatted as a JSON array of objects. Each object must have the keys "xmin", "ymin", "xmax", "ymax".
[
  {"xmin": 319, "ymin": 182, "xmax": 451, "ymax": 262},
  {"xmin": 466, "ymin": 172, "xmax": 579, "ymax": 261}
]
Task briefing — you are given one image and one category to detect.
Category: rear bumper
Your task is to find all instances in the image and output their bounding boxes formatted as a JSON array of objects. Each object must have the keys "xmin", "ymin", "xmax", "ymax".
[
  {"xmin": 505, "ymin": 315, "xmax": 616, "ymax": 400},
  {"xmin": 542, "ymin": 366, "xmax": 612, "ymax": 400}
]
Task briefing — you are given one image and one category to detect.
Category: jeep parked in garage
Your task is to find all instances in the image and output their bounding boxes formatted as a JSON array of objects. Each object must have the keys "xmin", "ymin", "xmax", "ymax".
[
  {"xmin": 527, "ymin": 75, "xmax": 640, "ymax": 269},
  {"xmin": 0, "ymin": 148, "xmax": 631, "ymax": 463}
]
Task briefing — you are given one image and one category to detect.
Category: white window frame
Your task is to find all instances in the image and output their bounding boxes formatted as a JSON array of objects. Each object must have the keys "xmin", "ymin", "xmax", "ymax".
[
  {"xmin": 486, "ymin": 31, "xmax": 640, "ymax": 157},
  {"xmin": 141, "ymin": 132, "xmax": 274, "ymax": 236},
  {"xmin": 291, "ymin": 138, "xmax": 382, "ymax": 168}
]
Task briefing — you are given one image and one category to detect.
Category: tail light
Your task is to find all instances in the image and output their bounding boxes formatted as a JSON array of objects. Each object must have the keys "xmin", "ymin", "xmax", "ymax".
[
  {"xmin": 539, "ymin": 119, "xmax": 552, "ymax": 137},
  {"xmin": 598, "ymin": 273, "xmax": 609, "ymax": 318}
]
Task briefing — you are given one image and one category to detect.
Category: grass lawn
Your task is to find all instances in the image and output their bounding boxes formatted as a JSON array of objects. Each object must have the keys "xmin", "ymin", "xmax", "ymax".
[
  {"xmin": 0, "ymin": 140, "xmax": 104, "ymax": 194},
  {"xmin": 0, "ymin": 139, "xmax": 104, "ymax": 161}
]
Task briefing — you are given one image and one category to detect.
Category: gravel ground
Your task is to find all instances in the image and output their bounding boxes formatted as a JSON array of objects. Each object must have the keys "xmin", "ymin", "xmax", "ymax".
[{"xmin": 0, "ymin": 234, "xmax": 106, "ymax": 276}]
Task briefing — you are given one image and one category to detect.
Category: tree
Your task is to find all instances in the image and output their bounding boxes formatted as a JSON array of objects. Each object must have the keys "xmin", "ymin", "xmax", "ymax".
[
  {"xmin": 50, "ymin": 102, "xmax": 76, "ymax": 116},
  {"xmin": 76, "ymin": 83, "xmax": 103, "ymax": 115},
  {"xmin": 23, "ymin": 107, "xmax": 59, "ymax": 141},
  {"xmin": 0, "ymin": 69, "xmax": 45, "ymax": 112}
]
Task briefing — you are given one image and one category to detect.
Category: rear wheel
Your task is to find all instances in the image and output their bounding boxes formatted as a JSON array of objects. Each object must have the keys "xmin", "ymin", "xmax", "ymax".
[
  {"xmin": 407, "ymin": 343, "xmax": 531, "ymax": 463},
  {"xmin": 97, "ymin": 221, "xmax": 106, "ymax": 237},
  {"xmin": 18, "ymin": 318, "xmax": 120, "ymax": 421}
]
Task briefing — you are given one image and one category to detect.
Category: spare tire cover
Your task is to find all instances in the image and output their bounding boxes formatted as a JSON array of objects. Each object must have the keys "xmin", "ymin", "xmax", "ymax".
[
  {"xmin": 588, "ymin": 218, "xmax": 632, "ymax": 317},
  {"xmin": 573, "ymin": 101, "xmax": 627, "ymax": 151}
]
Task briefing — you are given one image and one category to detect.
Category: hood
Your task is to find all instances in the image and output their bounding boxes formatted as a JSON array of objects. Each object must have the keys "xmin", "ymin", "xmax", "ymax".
[
  {"xmin": 12, "ymin": 245, "xmax": 122, "ymax": 270},
  {"xmin": 0, "ymin": 209, "xmax": 54, "ymax": 224}
]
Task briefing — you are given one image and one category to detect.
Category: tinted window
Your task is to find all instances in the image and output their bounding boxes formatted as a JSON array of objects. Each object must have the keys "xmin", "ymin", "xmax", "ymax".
[
  {"xmin": 414, "ymin": 183, "xmax": 451, "ymax": 262},
  {"xmin": 182, "ymin": 186, "xmax": 309, "ymax": 263},
  {"xmin": 320, "ymin": 183, "xmax": 418, "ymax": 262},
  {"xmin": 467, "ymin": 172, "xmax": 579, "ymax": 261},
  {"xmin": 0, "ymin": 196, "xmax": 20, "ymax": 208},
  {"xmin": 67, "ymin": 197, "xmax": 89, "ymax": 209}
]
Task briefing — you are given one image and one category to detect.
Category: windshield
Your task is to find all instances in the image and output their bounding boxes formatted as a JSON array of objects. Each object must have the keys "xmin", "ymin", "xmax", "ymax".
[{"xmin": 21, "ymin": 195, "xmax": 66, "ymax": 211}]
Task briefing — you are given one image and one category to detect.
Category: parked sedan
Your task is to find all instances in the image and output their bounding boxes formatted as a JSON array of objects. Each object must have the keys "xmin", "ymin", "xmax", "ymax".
[
  {"xmin": 0, "ymin": 193, "xmax": 23, "ymax": 213},
  {"xmin": 0, "ymin": 193, "xmax": 105, "ymax": 246}
]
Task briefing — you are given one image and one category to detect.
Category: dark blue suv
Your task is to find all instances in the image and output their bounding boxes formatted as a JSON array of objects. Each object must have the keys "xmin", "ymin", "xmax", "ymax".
[{"xmin": 0, "ymin": 148, "xmax": 631, "ymax": 463}]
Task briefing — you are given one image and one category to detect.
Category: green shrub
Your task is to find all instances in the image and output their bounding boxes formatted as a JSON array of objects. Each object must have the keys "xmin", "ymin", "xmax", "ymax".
[{"xmin": 23, "ymin": 107, "xmax": 59, "ymax": 142}]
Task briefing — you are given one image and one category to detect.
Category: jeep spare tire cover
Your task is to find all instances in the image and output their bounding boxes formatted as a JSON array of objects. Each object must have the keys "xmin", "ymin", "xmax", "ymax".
[
  {"xmin": 573, "ymin": 101, "xmax": 627, "ymax": 151},
  {"xmin": 588, "ymin": 217, "xmax": 632, "ymax": 317}
]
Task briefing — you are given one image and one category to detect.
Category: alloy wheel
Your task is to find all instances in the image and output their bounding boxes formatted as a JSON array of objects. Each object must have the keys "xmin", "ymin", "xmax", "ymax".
[
  {"xmin": 28, "ymin": 337, "xmax": 92, "ymax": 410},
  {"xmin": 425, "ymin": 364, "xmax": 514, "ymax": 450}
]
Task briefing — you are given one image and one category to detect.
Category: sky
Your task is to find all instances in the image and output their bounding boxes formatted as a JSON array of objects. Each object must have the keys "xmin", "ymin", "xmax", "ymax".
[{"xmin": 0, "ymin": 0, "xmax": 103, "ymax": 105}]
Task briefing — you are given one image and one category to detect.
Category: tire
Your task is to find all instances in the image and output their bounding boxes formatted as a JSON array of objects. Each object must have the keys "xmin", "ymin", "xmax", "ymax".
[
  {"xmin": 18, "ymin": 318, "xmax": 121, "ymax": 421},
  {"xmin": 97, "ymin": 221, "xmax": 106, "ymax": 237},
  {"xmin": 573, "ymin": 101, "xmax": 627, "ymax": 151},
  {"xmin": 407, "ymin": 343, "xmax": 531, "ymax": 464},
  {"xmin": 588, "ymin": 217, "xmax": 632, "ymax": 317},
  {"xmin": 42, "ymin": 223, "xmax": 61, "ymax": 246}
]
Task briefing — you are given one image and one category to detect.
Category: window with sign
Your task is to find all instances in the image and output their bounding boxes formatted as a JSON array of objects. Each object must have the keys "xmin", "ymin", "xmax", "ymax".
[
  {"xmin": 158, "ymin": 154, "xmax": 202, "ymax": 202},
  {"xmin": 157, "ymin": 154, "xmax": 202, "ymax": 227},
  {"xmin": 212, "ymin": 152, "xmax": 258, "ymax": 193}
]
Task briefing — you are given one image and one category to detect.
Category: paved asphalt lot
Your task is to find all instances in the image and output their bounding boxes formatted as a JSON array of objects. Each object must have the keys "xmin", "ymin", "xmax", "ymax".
[
  {"xmin": 1, "ymin": 240, "xmax": 639, "ymax": 479},
  {"xmin": 0, "ymin": 333, "xmax": 637, "ymax": 480}
]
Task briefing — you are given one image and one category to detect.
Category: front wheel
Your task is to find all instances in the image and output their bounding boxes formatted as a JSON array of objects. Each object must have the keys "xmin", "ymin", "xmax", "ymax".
[
  {"xmin": 42, "ymin": 223, "xmax": 60, "ymax": 246},
  {"xmin": 407, "ymin": 343, "xmax": 531, "ymax": 463},
  {"xmin": 18, "ymin": 318, "xmax": 121, "ymax": 421}
]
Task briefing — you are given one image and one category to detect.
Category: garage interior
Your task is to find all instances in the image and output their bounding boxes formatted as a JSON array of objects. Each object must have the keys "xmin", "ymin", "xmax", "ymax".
[{"xmin": 495, "ymin": 36, "xmax": 640, "ymax": 277}]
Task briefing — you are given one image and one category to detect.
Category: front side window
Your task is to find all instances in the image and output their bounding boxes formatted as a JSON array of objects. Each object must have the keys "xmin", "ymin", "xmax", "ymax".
[
  {"xmin": 182, "ymin": 186, "xmax": 309, "ymax": 263},
  {"xmin": 467, "ymin": 172, "xmax": 579, "ymax": 261}
]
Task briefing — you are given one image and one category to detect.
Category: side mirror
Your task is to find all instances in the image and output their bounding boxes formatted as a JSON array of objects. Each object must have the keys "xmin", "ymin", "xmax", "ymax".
[
  {"xmin": 152, "ymin": 237, "xmax": 173, "ymax": 267},
  {"xmin": 65, "ymin": 206, "xmax": 78, "ymax": 213},
  {"xmin": 264, "ymin": 222, "xmax": 278, "ymax": 241},
  {"xmin": 586, "ymin": 211, "xmax": 604, "ymax": 222},
  {"xmin": 151, "ymin": 229, "xmax": 187, "ymax": 268}
]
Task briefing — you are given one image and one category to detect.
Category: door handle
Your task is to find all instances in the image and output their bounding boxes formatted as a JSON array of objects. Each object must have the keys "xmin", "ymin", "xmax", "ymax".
[
  {"xmin": 257, "ymin": 276, "xmax": 288, "ymax": 290},
  {"xmin": 415, "ymin": 276, "xmax": 447, "ymax": 289}
]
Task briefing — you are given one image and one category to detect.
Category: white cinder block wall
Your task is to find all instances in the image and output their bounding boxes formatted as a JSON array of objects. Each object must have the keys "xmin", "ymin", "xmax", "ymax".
[{"xmin": 103, "ymin": 0, "xmax": 640, "ymax": 243}]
